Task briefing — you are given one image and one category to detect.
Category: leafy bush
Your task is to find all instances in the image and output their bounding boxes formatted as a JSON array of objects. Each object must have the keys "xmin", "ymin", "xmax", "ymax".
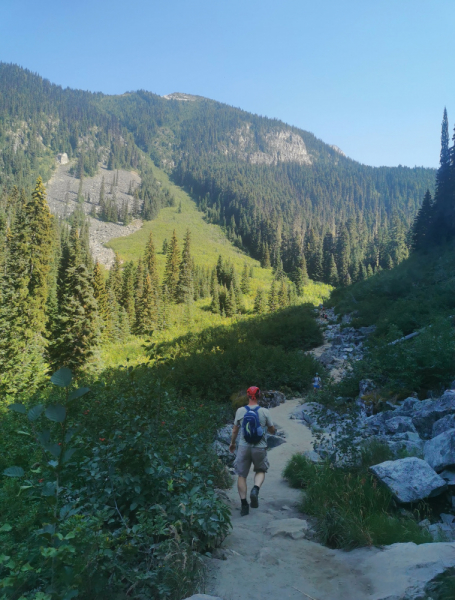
[
  {"xmin": 153, "ymin": 305, "xmax": 323, "ymax": 401},
  {"xmin": 283, "ymin": 453, "xmax": 432, "ymax": 549},
  {"xmin": 0, "ymin": 367, "xmax": 231, "ymax": 600}
]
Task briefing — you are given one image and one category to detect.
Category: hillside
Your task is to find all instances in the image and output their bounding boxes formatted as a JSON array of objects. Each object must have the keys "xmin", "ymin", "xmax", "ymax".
[{"xmin": 0, "ymin": 63, "xmax": 436, "ymax": 286}]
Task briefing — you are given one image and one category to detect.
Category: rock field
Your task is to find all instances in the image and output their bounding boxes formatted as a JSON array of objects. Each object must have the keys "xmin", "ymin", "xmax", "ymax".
[{"xmin": 46, "ymin": 161, "xmax": 143, "ymax": 267}]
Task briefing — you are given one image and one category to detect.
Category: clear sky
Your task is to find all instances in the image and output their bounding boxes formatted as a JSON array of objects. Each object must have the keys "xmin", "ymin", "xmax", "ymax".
[{"xmin": 1, "ymin": 0, "xmax": 453, "ymax": 168}]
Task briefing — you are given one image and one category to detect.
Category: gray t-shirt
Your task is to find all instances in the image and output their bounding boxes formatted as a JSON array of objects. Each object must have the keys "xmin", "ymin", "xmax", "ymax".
[{"xmin": 234, "ymin": 405, "xmax": 273, "ymax": 448}]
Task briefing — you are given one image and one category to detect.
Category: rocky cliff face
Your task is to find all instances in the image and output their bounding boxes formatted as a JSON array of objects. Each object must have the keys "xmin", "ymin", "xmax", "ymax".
[{"xmin": 221, "ymin": 123, "xmax": 312, "ymax": 166}]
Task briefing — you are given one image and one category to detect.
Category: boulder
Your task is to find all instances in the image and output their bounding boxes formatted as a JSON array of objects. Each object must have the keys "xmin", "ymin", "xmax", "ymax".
[
  {"xmin": 433, "ymin": 414, "xmax": 455, "ymax": 438},
  {"xmin": 384, "ymin": 416, "xmax": 418, "ymax": 435},
  {"xmin": 302, "ymin": 450, "xmax": 321, "ymax": 463},
  {"xmin": 424, "ymin": 428, "xmax": 455, "ymax": 472},
  {"xmin": 364, "ymin": 411, "xmax": 395, "ymax": 433},
  {"xmin": 266, "ymin": 518, "xmax": 310, "ymax": 540},
  {"xmin": 395, "ymin": 397, "xmax": 419, "ymax": 415},
  {"xmin": 440, "ymin": 513, "xmax": 455, "ymax": 525},
  {"xmin": 213, "ymin": 441, "xmax": 234, "ymax": 466},
  {"xmin": 428, "ymin": 522, "xmax": 455, "ymax": 542},
  {"xmin": 260, "ymin": 390, "xmax": 286, "ymax": 409},
  {"xmin": 440, "ymin": 469, "xmax": 455, "ymax": 486},
  {"xmin": 359, "ymin": 378, "xmax": 376, "ymax": 397},
  {"xmin": 388, "ymin": 439, "xmax": 424, "ymax": 458},
  {"xmin": 216, "ymin": 425, "xmax": 233, "ymax": 445},
  {"xmin": 369, "ymin": 457, "xmax": 447, "ymax": 503},
  {"xmin": 267, "ymin": 434, "xmax": 286, "ymax": 450},
  {"xmin": 412, "ymin": 391, "xmax": 455, "ymax": 438}
]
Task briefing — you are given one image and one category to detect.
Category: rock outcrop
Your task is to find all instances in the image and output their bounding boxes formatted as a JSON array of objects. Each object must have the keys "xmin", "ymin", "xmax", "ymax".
[{"xmin": 369, "ymin": 457, "xmax": 447, "ymax": 503}]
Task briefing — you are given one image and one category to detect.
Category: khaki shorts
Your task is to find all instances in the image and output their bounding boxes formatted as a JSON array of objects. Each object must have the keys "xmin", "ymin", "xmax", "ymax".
[{"xmin": 234, "ymin": 445, "xmax": 269, "ymax": 478}]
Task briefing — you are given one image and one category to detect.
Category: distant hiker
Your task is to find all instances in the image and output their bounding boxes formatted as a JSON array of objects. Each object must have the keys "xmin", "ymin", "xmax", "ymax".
[
  {"xmin": 229, "ymin": 386, "xmax": 276, "ymax": 516},
  {"xmin": 313, "ymin": 373, "xmax": 322, "ymax": 391}
]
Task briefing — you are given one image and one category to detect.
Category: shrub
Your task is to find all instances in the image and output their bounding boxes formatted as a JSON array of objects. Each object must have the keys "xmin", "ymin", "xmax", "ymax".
[{"xmin": 283, "ymin": 454, "xmax": 432, "ymax": 549}]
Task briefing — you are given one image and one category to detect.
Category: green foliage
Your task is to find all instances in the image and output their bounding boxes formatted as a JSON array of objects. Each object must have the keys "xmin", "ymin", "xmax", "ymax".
[
  {"xmin": 283, "ymin": 454, "xmax": 432, "ymax": 549},
  {"xmin": 0, "ymin": 367, "xmax": 231, "ymax": 600},
  {"xmin": 152, "ymin": 305, "xmax": 322, "ymax": 402}
]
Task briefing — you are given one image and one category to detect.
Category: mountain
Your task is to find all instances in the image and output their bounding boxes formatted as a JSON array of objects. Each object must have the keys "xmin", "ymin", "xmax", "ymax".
[{"xmin": 0, "ymin": 63, "xmax": 436, "ymax": 283}]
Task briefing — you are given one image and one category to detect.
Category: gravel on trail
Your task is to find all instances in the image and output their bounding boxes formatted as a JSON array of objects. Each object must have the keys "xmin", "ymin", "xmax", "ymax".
[{"xmin": 207, "ymin": 400, "xmax": 455, "ymax": 600}]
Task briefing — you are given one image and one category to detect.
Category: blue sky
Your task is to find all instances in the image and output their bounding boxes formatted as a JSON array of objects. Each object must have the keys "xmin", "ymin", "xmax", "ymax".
[{"xmin": 1, "ymin": 0, "xmax": 453, "ymax": 168}]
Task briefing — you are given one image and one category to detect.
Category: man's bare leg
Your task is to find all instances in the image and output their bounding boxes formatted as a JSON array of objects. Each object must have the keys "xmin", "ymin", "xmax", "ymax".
[
  {"xmin": 254, "ymin": 471, "xmax": 265, "ymax": 488},
  {"xmin": 237, "ymin": 476, "xmax": 247, "ymax": 500}
]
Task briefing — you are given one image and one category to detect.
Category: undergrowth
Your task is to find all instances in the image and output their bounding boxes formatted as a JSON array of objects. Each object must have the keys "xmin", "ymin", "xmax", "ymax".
[{"xmin": 283, "ymin": 446, "xmax": 432, "ymax": 549}]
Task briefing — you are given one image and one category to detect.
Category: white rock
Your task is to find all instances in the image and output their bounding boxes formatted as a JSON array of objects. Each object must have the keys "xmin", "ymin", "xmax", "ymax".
[
  {"xmin": 424, "ymin": 428, "xmax": 455, "ymax": 471},
  {"xmin": 370, "ymin": 457, "xmax": 447, "ymax": 503},
  {"xmin": 266, "ymin": 518, "xmax": 310, "ymax": 540}
]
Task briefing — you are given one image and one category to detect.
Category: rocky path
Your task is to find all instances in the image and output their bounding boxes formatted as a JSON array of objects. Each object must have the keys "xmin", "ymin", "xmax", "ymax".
[{"xmin": 206, "ymin": 399, "xmax": 455, "ymax": 600}]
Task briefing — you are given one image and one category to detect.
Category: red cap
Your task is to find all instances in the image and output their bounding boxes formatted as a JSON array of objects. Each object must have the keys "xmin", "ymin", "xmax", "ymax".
[{"xmin": 247, "ymin": 386, "xmax": 260, "ymax": 398}]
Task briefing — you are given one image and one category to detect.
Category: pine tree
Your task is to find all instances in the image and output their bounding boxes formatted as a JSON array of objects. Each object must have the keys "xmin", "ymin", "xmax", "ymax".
[
  {"xmin": 162, "ymin": 238, "xmax": 168, "ymax": 255},
  {"xmin": 176, "ymin": 229, "xmax": 193, "ymax": 303},
  {"xmin": 210, "ymin": 280, "xmax": 220, "ymax": 314},
  {"xmin": 261, "ymin": 243, "xmax": 271, "ymax": 268},
  {"xmin": 225, "ymin": 283, "xmax": 237, "ymax": 317},
  {"xmin": 121, "ymin": 261, "xmax": 136, "ymax": 325},
  {"xmin": 0, "ymin": 179, "xmax": 55, "ymax": 393},
  {"xmin": 51, "ymin": 229, "xmax": 100, "ymax": 372},
  {"xmin": 336, "ymin": 226, "xmax": 351, "ymax": 286},
  {"xmin": 240, "ymin": 263, "xmax": 250, "ymax": 294},
  {"xmin": 144, "ymin": 231, "xmax": 159, "ymax": 290},
  {"xmin": 328, "ymin": 254, "xmax": 338, "ymax": 286},
  {"xmin": 134, "ymin": 257, "xmax": 145, "ymax": 332},
  {"xmin": 293, "ymin": 254, "xmax": 308, "ymax": 296},
  {"xmin": 277, "ymin": 279, "xmax": 288, "ymax": 308},
  {"xmin": 160, "ymin": 285, "xmax": 171, "ymax": 330},
  {"xmin": 93, "ymin": 261, "xmax": 109, "ymax": 329},
  {"xmin": 163, "ymin": 229, "xmax": 180, "ymax": 300},
  {"xmin": 432, "ymin": 108, "xmax": 452, "ymax": 241},
  {"xmin": 268, "ymin": 280, "xmax": 278, "ymax": 311},
  {"xmin": 253, "ymin": 289, "xmax": 267, "ymax": 313},
  {"xmin": 412, "ymin": 190, "xmax": 433, "ymax": 250},
  {"xmin": 107, "ymin": 252, "xmax": 123, "ymax": 303},
  {"xmin": 138, "ymin": 272, "xmax": 158, "ymax": 336}
]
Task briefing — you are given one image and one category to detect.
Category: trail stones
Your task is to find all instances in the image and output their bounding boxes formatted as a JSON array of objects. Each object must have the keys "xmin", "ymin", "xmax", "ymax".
[
  {"xmin": 266, "ymin": 518, "xmax": 310, "ymax": 540},
  {"xmin": 424, "ymin": 429, "xmax": 455, "ymax": 472},
  {"xmin": 412, "ymin": 391, "xmax": 455, "ymax": 438},
  {"xmin": 369, "ymin": 457, "xmax": 447, "ymax": 503},
  {"xmin": 433, "ymin": 414, "xmax": 455, "ymax": 438},
  {"xmin": 260, "ymin": 390, "xmax": 286, "ymax": 408},
  {"xmin": 267, "ymin": 434, "xmax": 286, "ymax": 450},
  {"xmin": 384, "ymin": 416, "xmax": 417, "ymax": 435}
]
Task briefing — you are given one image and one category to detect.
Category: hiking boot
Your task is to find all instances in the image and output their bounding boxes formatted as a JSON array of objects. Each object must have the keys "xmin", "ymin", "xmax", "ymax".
[
  {"xmin": 250, "ymin": 487, "xmax": 259, "ymax": 508},
  {"xmin": 240, "ymin": 503, "xmax": 249, "ymax": 516}
]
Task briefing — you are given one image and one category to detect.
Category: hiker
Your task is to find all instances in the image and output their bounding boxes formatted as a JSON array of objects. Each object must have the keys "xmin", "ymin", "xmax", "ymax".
[
  {"xmin": 313, "ymin": 373, "xmax": 322, "ymax": 391},
  {"xmin": 229, "ymin": 386, "xmax": 276, "ymax": 516}
]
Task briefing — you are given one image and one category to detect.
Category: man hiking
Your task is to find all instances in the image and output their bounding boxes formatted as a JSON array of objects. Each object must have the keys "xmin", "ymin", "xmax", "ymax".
[
  {"xmin": 229, "ymin": 386, "xmax": 276, "ymax": 516},
  {"xmin": 313, "ymin": 373, "xmax": 322, "ymax": 391}
]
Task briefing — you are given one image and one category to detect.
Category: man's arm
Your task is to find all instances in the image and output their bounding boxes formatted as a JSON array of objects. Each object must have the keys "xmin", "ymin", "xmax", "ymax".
[
  {"xmin": 267, "ymin": 424, "xmax": 277, "ymax": 434},
  {"xmin": 229, "ymin": 425, "xmax": 239, "ymax": 453}
]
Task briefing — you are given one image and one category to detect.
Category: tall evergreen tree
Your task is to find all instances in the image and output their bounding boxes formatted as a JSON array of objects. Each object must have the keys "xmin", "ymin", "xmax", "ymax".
[
  {"xmin": 240, "ymin": 262, "xmax": 250, "ymax": 294},
  {"xmin": 253, "ymin": 289, "xmax": 267, "ymax": 314},
  {"xmin": 121, "ymin": 261, "xmax": 136, "ymax": 325},
  {"xmin": 163, "ymin": 229, "xmax": 180, "ymax": 300},
  {"xmin": 51, "ymin": 229, "xmax": 100, "ymax": 372},
  {"xmin": 138, "ymin": 271, "xmax": 159, "ymax": 335},
  {"xmin": 176, "ymin": 229, "xmax": 193, "ymax": 304},
  {"xmin": 144, "ymin": 231, "xmax": 159, "ymax": 290},
  {"xmin": 432, "ymin": 108, "xmax": 452, "ymax": 240},
  {"xmin": 268, "ymin": 280, "xmax": 278, "ymax": 311},
  {"xmin": 412, "ymin": 190, "xmax": 433, "ymax": 250},
  {"xmin": 107, "ymin": 252, "xmax": 123, "ymax": 303}
]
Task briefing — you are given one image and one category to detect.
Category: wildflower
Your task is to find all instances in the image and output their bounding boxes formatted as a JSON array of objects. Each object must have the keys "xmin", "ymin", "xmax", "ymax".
[
  {"xmin": 38, "ymin": 478, "xmax": 44, "ymax": 483},
  {"xmin": 161, "ymin": 421, "xmax": 165, "ymax": 426},
  {"xmin": 99, "ymin": 438, "xmax": 106, "ymax": 441}
]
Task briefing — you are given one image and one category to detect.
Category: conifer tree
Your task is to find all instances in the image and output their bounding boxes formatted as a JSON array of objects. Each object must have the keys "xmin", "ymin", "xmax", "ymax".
[
  {"xmin": 121, "ymin": 261, "xmax": 136, "ymax": 325},
  {"xmin": 160, "ymin": 285, "xmax": 171, "ymax": 330},
  {"xmin": 144, "ymin": 231, "xmax": 159, "ymax": 290},
  {"xmin": 210, "ymin": 280, "xmax": 220, "ymax": 314},
  {"xmin": 328, "ymin": 254, "xmax": 338, "ymax": 286},
  {"xmin": 107, "ymin": 252, "xmax": 123, "ymax": 303},
  {"xmin": 277, "ymin": 279, "xmax": 288, "ymax": 308},
  {"xmin": 336, "ymin": 226, "xmax": 351, "ymax": 286},
  {"xmin": 163, "ymin": 229, "xmax": 180, "ymax": 300},
  {"xmin": 432, "ymin": 108, "xmax": 452, "ymax": 240},
  {"xmin": 93, "ymin": 261, "xmax": 109, "ymax": 329},
  {"xmin": 293, "ymin": 254, "xmax": 308, "ymax": 295},
  {"xmin": 176, "ymin": 229, "xmax": 193, "ymax": 303},
  {"xmin": 139, "ymin": 272, "xmax": 158, "ymax": 335},
  {"xmin": 412, "ymin": 190, "xmax": 433, "ymax": 250},
  {"xmin": 225, "ymin": 283, "xmax": 237, "ymax": 317},
  {"xmin": 268, "ymin": 280, "xmax": 278, "ymax": 312},
  {"xmin": 134, "ymin": 257, "xmax": 145, "ymax": 332},
  {"xmin": 51, "ymin": 229, "xmax": 100, "ymax": 372},
  {"xmin": 253, "ymin": 289, "xmax": 267, "ymax": 314},
  {"xmin": 162, "ymin": 238, "xmax": 168, "ymax": 255},
  {"xmin": 0, "ymin": 179, "xmax": 55, "ymax": 393},
  {"xmin": 240, "ymin": 263, "xmax": 250, "ymax": 294}
]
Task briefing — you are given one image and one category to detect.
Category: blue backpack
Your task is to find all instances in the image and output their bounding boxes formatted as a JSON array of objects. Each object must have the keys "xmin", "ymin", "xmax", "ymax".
[{"xmin": 242, "ymin": 406, "xmax": 264, "ymax": 444}]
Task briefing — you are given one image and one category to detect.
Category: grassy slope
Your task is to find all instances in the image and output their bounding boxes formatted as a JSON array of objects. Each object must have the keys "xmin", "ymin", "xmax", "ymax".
[{"xmin": 104, "ymin": 163, "xmax": 332, "ymax": 367}]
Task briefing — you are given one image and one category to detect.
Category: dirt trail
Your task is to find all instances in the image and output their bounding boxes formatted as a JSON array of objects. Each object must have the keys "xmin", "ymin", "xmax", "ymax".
[{"xmin": 207, "ymin": 399, "xmax": 455, "ymax": 600}]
